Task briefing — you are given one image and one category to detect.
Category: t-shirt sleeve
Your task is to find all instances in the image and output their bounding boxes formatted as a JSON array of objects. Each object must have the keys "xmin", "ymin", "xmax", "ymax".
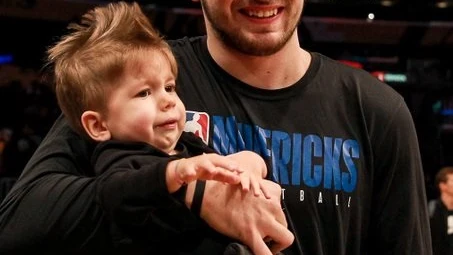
[
  {"xmin": 0, "ymin": 115, "xmax": 111, "ymax": 253},
  {"xmin": 367, "ymin": 99, "xmax": 432, "ymax": 254}
]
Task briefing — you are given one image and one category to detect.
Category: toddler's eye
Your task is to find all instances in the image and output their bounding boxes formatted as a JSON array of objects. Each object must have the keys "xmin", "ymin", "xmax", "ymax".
[
  {"xmin": 165, "ymin": 84, "xmax": 176, "ymax": 93},
  {"xmin": 136, "ymin": 89, "xmax": 151, "ymax": 98}
]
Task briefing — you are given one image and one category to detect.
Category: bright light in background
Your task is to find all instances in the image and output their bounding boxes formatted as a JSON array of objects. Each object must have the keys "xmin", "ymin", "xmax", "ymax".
[
  {"xmin": 370, "ymin": 72, "xmax": 407, "ymax": 83},
  {"xmin": 367, "ymin": 13, "xmax": 375, "ymax": 21},
  {"xmin": 435, "ymin": 0, "xmax": 453, "ymax": 8},
  {"xmin": 436, "ymin": 1, "xmax": 448, "ymax": 8},
  {"xmin": 381, "ymin": 0, "xmax": 396, "ymax": 6}
]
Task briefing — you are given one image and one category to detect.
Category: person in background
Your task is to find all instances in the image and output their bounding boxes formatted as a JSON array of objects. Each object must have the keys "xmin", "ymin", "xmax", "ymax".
[
  {"xmin": 0, "ymin": 0, "xmax": 431, "ymax": 254},
  {"xmin": 429, "ymin": 166, "xmax": 453, "ymax": 255}
]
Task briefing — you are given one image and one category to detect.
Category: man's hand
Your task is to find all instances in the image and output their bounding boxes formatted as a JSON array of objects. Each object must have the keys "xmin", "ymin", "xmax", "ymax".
[
  {"xmin": 190, "ymin": 179, "xmax": 294, "ymax": 255},
  {"xmin": 226, "ymin": 150, "xmax": 267, "ymax": 178},
  {"xmin": 226, "ymin": 151, "xmax": 272, "ymax": 198}
]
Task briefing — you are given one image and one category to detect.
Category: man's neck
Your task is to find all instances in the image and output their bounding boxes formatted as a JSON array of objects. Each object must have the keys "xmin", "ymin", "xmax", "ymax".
[{"xmin": 206, "ymin": 34, "xmax": 311, "ymax": 90}]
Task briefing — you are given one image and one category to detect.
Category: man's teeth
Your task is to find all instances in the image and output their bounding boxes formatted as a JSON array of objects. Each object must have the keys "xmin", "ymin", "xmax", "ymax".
[{"xmin": 247, "ymin": 9, "xmax": 278, "ymax": 18}]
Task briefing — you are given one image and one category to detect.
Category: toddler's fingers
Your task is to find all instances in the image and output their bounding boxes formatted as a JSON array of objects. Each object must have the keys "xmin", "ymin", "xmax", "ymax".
[
  {"xmin": 250, "ymin": 177, "xmax": 261, "ymax": 197},
  {"xmin": 204, "ymin": 154, "xmax": 242, "ymax": 173},
  {"xmin": 179, "ymin": 168, "xmax": 197, "ymax": 183},
  {"xmin": 259, "ymin": 182, "xmax": 272, "ymax": 199},
  {"xmin": 240, "ymin": 174, "xmax": 250, "ymax": 192},
  {"xmin": 211, "ymin": 167, "xmax": 241, "ymax": 184}
]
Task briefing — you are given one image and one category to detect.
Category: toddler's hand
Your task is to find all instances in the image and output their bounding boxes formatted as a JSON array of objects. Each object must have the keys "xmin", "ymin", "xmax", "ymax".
[{"xmin": 173, "ymin": 153, "xmax": 242, "ymax": 185}]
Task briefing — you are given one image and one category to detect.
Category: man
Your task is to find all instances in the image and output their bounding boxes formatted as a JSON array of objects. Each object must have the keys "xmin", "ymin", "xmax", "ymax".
[
  {"xmin": 0, "ymin": 0, "xmax": 432, "ymax": 254},
  {"xmin": 429, "ymin": 166, "xmax": 453, "ymax": 255}
]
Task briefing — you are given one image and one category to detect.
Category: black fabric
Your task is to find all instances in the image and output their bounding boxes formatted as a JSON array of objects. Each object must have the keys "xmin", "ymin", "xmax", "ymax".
[
  {"xmin": 191, "ymin": 180, "xmax": 206, "ymax": 217},
  {"xmin": 223, "ymin": 243, "xmax": 285, "ymax": 255},
  {"xmin": 169, "ymin": 36, "xmax": 432, "ymax": 255},
  {"xmin": 91, "ymin": 132, "xmax": 211, "ymax": 253},
  {"xmin": 0, "ymin": 122, "xmax": 211, "ymax": 253},
  {"xmin": 223, "ymin": 243, "xmax": 254, "ymax": 255}
]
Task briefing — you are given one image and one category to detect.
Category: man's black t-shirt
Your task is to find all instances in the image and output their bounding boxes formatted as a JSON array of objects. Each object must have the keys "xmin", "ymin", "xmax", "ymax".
[{"xmin": 171, "ymin": 36, "xmax": 431, "ymax": 255}]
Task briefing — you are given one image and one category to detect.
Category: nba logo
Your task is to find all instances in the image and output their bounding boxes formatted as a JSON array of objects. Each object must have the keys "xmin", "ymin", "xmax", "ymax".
[{"xmin": 185, "ymin": 111, "xmax": 209, "ymax": 144}]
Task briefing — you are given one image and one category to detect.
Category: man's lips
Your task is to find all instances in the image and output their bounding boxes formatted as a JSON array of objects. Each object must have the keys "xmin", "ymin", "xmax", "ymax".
[{"xmin": 240, "ymin": 7, "xmax": 281, "ymax": 19}]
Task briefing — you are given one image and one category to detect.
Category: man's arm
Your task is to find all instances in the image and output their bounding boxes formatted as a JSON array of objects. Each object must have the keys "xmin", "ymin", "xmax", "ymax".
[
  {"xmin": 0, "ymin": 115, "xmax": 109, "ymax": 253},
  {"xmin": 0, "ymin": 115, "xmax": 200, "ymax": 253},
  {"xmin": 368, "ymin": 100, "xmax": 432, "ymax": 254}
]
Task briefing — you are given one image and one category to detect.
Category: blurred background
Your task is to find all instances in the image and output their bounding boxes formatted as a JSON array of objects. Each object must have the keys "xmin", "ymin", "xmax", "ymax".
[{"xmin": 0, "ymin": 0, "xmax": 452, "ymax": 200}]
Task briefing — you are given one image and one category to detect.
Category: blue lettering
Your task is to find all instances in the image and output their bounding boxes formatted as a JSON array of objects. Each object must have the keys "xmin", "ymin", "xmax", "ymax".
[
  {"xmin": 239, "ymin": 123, "xmax": 253, "ymax": 151},
  {"xmin": 342, "ymin": 139, "xmax": 359, "ymax": 192},
  {"xmin": 303, "ymin": 135, "xmax": 322, "ymax": 187},
  {"xmin": 291, "ymin": 133, "xmax": 302, "ymax": 185},
  {"xmin": 213, "ymin": 116, "xmax": 238, "ymax": 155},
  {"xmin": 211, "ymin": 115, "xmax": 360, "ymax": 193},
  {"xmin": 271, "ymin": 130, "xmax": 291, "ymax": 185},
  {"xmin": 254, "ymin": 126, "xmax": 271, "ymax": 158},
  {"xmin": 323, "ymin": 137, "xmax": 343, "ymax": 191}
]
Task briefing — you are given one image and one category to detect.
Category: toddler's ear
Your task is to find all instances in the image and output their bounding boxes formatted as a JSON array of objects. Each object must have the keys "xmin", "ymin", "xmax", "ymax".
[{"xmin": 81, "ymin": 111, "xmax": 111, "ymax": 142}]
